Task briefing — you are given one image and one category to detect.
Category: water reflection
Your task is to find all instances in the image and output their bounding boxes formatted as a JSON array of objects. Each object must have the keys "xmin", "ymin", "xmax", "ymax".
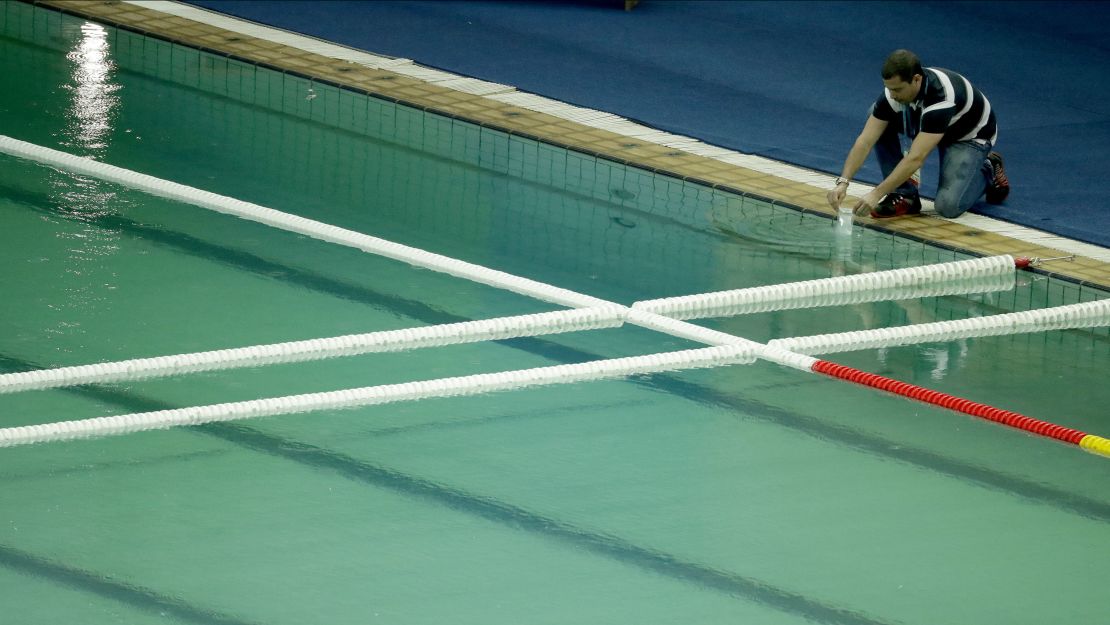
[
  {"xmin": 64, "ymin": 22, "xmax": 118, "ymax": 152},
  {"xmin": 48, "ymin": 21, "xmax": 125, "ymax": 352}
]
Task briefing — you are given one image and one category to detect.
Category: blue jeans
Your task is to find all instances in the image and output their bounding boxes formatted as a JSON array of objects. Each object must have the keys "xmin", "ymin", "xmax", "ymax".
[{"xmin": 873, "ymin": 118, "xmax": 994, "ymax": 218}]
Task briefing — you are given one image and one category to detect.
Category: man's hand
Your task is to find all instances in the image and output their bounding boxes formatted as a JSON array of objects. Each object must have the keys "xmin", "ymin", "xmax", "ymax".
[
  {"xmin": 853, "ymin": 190, "xmax": 882, "ymax": 216},
  {"xmin": 826, "ymin": 183, "xmax": 848, "ymax": 210}
]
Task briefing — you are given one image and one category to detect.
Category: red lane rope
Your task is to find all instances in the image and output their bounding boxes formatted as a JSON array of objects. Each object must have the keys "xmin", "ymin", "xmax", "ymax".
[{"xmin": 811, "ymin": 360, "xmax": 1089, "ymax": 445}]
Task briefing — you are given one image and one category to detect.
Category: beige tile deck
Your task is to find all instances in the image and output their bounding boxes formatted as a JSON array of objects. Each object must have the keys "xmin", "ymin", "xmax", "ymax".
[{"xmin": 34, "ymin": 0, "xmax": 1110, "ymax": 289}]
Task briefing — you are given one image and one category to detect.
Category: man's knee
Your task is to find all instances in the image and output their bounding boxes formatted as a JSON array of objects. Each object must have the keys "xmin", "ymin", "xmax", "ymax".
[{"xmin": 933, "ymin": 194, "xmax": 970, "ymax": 219}]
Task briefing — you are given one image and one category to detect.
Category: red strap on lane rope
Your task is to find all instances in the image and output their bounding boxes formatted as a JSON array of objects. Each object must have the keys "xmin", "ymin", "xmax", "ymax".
[{"xmin": 812, "ymin": 360, "xmax": 1088, "ymax": 445}]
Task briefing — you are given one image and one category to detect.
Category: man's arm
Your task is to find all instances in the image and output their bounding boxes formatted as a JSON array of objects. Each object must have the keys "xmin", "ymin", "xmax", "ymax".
[
  {"xmin": 853, "ymin": 130, "xmax": 943, "ymax": 214},
  {"xmin": 827, "ymin": 115, "xmax": 888, "ymax": 209}
]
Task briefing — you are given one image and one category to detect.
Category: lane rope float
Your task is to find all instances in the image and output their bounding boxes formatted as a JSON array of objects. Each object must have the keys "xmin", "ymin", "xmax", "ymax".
[
  {"xmin": 633, "ymin": 255, "xmax": 1016, "ymax": 319},
  {"xmin": 0, "ymin": 307, "xmax": 628, "ymax": 394},
  {"xmin": 0, "ymin": 344, "xmax": 758, "ymax": 447},
  {"xmin": 770, "ymin": 299, "xmax": 1110, "ymax": 355}
]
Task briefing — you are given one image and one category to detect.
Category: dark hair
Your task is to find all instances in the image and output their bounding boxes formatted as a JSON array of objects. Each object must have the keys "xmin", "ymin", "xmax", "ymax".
[{"xmin": 882, "ymin": 49, "xmax": 923, "ymax": 82}]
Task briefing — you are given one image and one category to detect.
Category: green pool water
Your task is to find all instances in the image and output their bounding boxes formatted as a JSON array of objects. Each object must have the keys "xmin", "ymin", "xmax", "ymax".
[{"xmin": 1, "ymin": 4, "xmax": 1108, "ymax": 625}]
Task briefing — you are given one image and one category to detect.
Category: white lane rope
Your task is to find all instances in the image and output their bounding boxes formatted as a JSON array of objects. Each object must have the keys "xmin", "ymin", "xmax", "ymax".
[
  {"xmin": 0, "ymin": 344, "xmax": 758, "ymax": 447},
  {"xmin": 0, "ymin": 135, "xmax": 609, "ymax": 310},
  {"xmin": 2, "ymin": 296, "xmax": 1104, "ymax": 447},
  {"xmin": 1, "ymin": 136, "xmax": 1058, "ymax": 448},
  {"xmin": 0, "ymin": 307, "xmax": 627, "ymax": 394},
  {"xmin": 769, "ymin": 299, "xmax": 1110, "ymax": 355},
  {"xmin": 633, "ymin": 255, "xmax": 1016, "ymax": 320}
]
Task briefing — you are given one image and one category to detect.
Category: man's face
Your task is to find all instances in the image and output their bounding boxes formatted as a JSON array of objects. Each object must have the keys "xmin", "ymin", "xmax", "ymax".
[{"xmin": 884, "ymin": 74, "xmax": 923, "ymax": 104}]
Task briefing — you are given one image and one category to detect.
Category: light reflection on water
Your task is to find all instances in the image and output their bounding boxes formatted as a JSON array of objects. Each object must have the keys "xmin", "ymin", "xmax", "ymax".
[
  {"xmin": 49, "ymin": 21, "xmax": 124, "ymax": 350},
  {"xmin": 63, "ymin": 22, "xmax": 118, "ymax": 153}
]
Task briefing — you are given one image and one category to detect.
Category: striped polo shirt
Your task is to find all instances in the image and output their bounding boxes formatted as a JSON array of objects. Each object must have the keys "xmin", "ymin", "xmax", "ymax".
[{"xmin": 872, "ymin": 67, "xmax": 998, "ymax": 147}]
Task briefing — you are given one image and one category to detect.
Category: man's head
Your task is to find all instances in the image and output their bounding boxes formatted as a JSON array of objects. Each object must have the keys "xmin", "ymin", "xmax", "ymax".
[{"xmin": 882, "ymin": 49, "xmax": 924, "ymax": 104}]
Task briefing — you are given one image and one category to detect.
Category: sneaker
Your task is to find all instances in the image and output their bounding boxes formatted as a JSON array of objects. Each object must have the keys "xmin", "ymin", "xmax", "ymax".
[
  {"xmin": 985, "ymin": 151, "xmax": 1009, "ymax": 204},
  {"xmin": 870, "ymin": 193, "xmax": 922, "ymax": 218}
]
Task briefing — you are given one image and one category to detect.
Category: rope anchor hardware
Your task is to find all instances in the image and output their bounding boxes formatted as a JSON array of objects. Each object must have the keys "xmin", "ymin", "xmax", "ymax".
[{"xmin": 1015, "ymin": 255, "xmax": 1076, "ymax": 268}]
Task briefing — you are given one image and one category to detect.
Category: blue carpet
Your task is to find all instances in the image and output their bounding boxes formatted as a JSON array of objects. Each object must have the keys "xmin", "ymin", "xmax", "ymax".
[{"xmin": 186, "ymin": 0, "xmax": 1110, "ymax": 248}]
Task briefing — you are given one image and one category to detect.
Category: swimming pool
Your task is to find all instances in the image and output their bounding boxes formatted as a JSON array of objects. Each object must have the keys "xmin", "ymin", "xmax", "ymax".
[{"xmin": 2, "ymin": 4, "xmax": 1109, "ymax": 624}]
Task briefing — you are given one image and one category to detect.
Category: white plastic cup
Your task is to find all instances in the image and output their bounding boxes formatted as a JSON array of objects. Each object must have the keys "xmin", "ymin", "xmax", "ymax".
[
  {"xmin": 836, "ymin": 206, "xmax": 853, "ymax": 232},
  {"xmin": 834, "ymin": 206, "xmax": 853, "ymax": 261}
]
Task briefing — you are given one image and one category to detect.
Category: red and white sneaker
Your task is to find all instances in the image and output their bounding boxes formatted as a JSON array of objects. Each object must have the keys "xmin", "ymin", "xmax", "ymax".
[
  {"xmin": 985, "ymin": 152, "xmax": 1009, "ymax": 204},
  {"xmin": 870, "ymin": 193, "xmax": 922, "ymax": 218}
]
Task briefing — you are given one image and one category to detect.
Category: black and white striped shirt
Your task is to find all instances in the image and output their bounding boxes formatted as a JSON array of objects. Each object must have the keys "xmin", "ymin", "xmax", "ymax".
[{"xmin": 872, "ymin": 67, "xmax": 997, "ymax": 146}]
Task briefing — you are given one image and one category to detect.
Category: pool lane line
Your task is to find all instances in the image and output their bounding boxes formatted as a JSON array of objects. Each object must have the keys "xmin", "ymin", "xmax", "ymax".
[
  {"xmin": 7, "ymin": 339, "xmax": 1107, "ymax": 461},
  {"xmin": 5, "ymin": 346, "xmax": 1110, "ymax": 526},
  {"xmin": 0, "ymin": 367, "xmax": 892, "ymax": 625},
  {"xmin": 2, "ymin": 215, "xmax": 1107, "ymax": 547},
  {"xmin": 0, "ymin": 544, "xmax": 265, "ymax": 625},
  {"xmin": 812, "ymin": 361, "xmax": 1110, "ymax": 459},
  {"xmin": 6, "ymin": 325, "xmax": 1110, "ymax": 494},
  {"xmin": 202, "ymin": 422, "xmax": 897, "ymax": 625}
]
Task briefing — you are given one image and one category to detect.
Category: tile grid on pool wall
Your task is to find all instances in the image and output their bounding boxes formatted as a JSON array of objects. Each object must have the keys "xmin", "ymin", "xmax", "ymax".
[{"xmin": 23, "ymin": 0, "xmax": 1110, "ymax": 292}]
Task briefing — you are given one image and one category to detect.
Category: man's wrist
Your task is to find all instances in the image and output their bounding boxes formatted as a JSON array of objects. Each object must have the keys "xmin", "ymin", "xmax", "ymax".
[{"xmin": 834, "ymin": 177, "xmax": 850, "ymax": 187}]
